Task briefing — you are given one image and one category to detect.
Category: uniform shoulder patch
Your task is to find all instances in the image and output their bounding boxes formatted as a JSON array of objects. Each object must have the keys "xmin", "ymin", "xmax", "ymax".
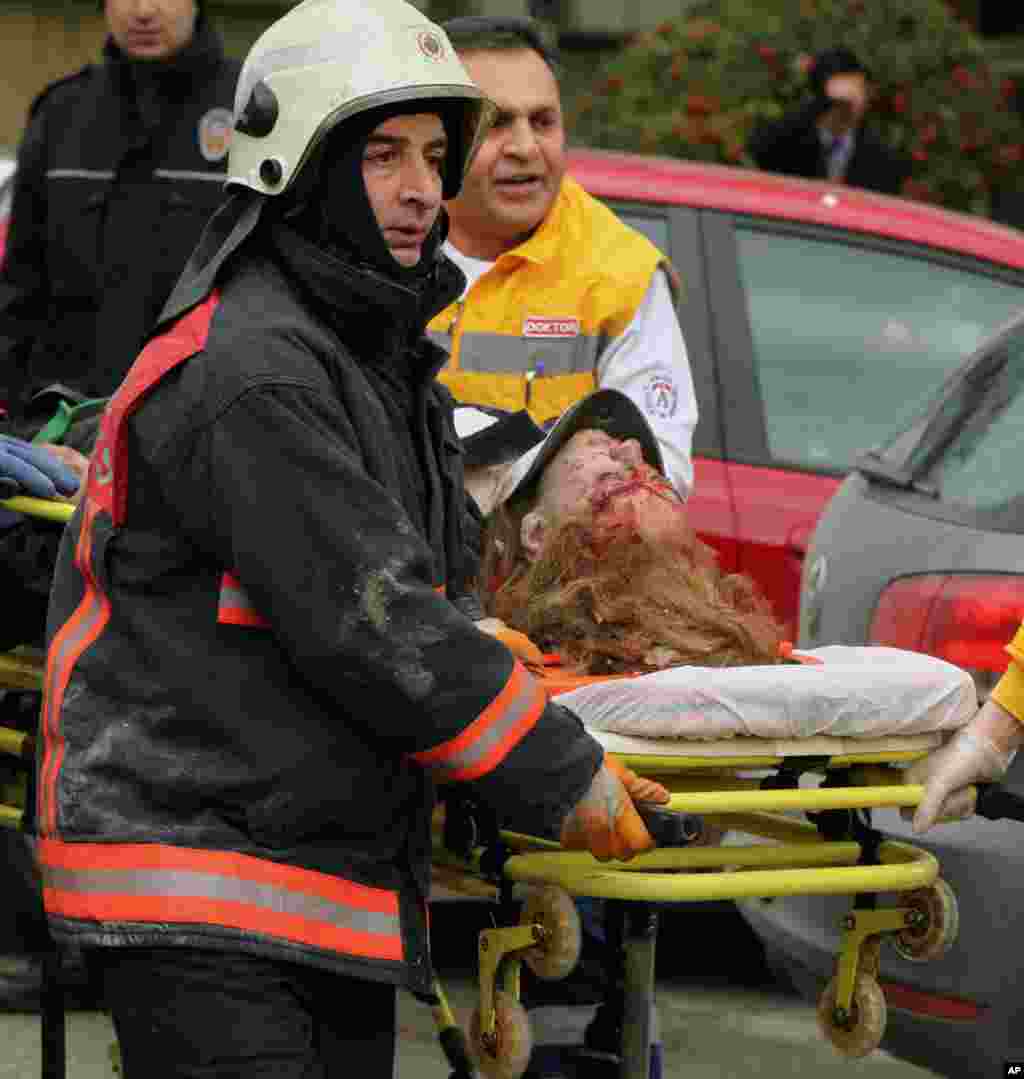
[
  {"xmin": 197, "ymin": 107, "xmax": 233, "ymax": 163},
  {"xmin": 643, "ymin": 370, "xmax": 680, "ymax": 421}
]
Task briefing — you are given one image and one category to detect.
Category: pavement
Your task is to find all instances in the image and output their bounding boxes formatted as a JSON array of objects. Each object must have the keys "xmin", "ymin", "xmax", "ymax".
[
  {"xmin": 0, "ymin": 903, "xmax": 939, "ymax": 1079},
  {"xmin": 0, "ymin": 975, "xmax": 939, "ymax": 1079}
]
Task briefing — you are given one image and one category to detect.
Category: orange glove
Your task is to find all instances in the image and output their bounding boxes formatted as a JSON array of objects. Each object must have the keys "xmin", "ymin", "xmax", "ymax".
[
  {"xmin": 605, "ymin": 754, "xmax": 671, "ymax": 806},
  {"xmin": 559, "ymin": 758, "xmax": 669, "ymax": 862},
  {"xmin": 476, "ymin": 617, "xmax": 545, "ymax": 669}
]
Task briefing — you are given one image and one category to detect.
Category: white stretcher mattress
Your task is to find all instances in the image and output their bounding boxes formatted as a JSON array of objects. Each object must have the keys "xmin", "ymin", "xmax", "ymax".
[
  {"xmin": 556, "ymin": 646, "xmax": 976, "ymax": 747},
  {"xmin": 591, "ymin": 729, "xmax": 945, "ymax": 758}
]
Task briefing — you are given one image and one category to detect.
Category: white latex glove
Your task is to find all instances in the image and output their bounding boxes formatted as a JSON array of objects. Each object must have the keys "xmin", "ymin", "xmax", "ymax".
[{"xmin": 902, "ymin": 699, "xmax": 1021, "ymax": 833}]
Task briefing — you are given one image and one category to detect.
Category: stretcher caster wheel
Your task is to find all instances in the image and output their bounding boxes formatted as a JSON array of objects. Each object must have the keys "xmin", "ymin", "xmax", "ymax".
[
  {"xmin": 520, "ymin": 884, "xmax": 581, "ymax": 981},
  {"xmin": 469, "ymin": 990, "xmax": 532, "ymax": 1079},
  {"xmin": 890, "ymin": 878, "xmax": 959, "ymax": 962},
  {"xmin": 817, "ymin": 972, "xmax": 886, "ymax": 1058}
]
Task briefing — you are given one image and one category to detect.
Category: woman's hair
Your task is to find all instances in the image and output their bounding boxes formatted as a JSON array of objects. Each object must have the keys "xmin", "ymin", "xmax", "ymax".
[{"xmin": 479, "ymin": 487, "xmax": 785, "ymax": 674}]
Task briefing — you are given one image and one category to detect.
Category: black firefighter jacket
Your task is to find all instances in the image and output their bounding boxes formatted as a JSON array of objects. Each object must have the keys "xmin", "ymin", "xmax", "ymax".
[
  {"xmin": 36, "ymin": 221, "xmax": 602, "ymax": 992},
  {"xmin": 0, "ymin": 20, "xmax": 241, "ymax": 417}
]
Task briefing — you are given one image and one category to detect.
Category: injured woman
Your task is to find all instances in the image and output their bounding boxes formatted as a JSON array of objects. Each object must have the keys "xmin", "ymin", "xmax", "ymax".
[{"xmin": 464, "ymin": 388, "xmax": 976, "ymax": 744}]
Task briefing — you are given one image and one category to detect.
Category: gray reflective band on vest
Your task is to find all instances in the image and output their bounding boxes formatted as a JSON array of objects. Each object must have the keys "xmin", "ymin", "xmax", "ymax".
[
  {"xmin": 454, "ymin": 331, "xmax": 603, "ymax": 375},
  {"xmin": 43, "ymin": 865, "xmax": 401, "ymax": 938},
  {"xmin": 426, "ymin": 330, "xmax": 451, "ymax": 354}
]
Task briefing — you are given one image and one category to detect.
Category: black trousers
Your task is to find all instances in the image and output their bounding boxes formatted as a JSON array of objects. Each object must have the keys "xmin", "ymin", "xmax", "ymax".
[{"xmin": 93, "ymin": 947, "xmax": 396, "ymax": 1079}]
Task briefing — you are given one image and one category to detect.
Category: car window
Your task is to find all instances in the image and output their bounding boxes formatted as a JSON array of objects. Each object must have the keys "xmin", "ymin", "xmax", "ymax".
[
  {"xmin": 734, "ymin": 225, "xmax": 1024, "ymax": 472},
  {"xmin": 921, "ymin": 324, "xmax": 1024, "ymax": 511},
  {"xmin": 613, "ymin": 211, "xmax": 669, "ymax": 256}
]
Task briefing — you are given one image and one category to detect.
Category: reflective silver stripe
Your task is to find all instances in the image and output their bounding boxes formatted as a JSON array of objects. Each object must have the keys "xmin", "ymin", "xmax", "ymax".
[
  {"xmin": 153, "ymin": 169, "xmax": 226, "ymax": 183},
  {"xmin": 43, "ymin": 865, "xmax": 401, "ymax": 938},
  {"xmin": 219, "ymin": 581, "xmax": 249, "ymax": 609},
  {"xmin": 46, "ymin": 169, "xmax": 115, "ymax": 180},
  {"xmin": 424, "ymin": 673, "xmax": 544, "ymax": 782},
  {"xmin": 218, "ymin": 575, "xmax": 268, "ymax": 626},
  {"xmin": 44, "ymin": 169, "xmax": 223, "ymax": 183},
  {"xmin": 456, "ymin": 331, "xmax": 602, "ymax": 375}
]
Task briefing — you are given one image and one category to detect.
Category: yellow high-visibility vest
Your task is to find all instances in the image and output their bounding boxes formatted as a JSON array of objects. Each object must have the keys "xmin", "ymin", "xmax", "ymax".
[{"xmin": 430, "ymin": 176, "xmax": 674, "ymax": 426}]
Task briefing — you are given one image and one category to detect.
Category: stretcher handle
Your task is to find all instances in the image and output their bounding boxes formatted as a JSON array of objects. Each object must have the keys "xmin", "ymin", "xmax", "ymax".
[
  {"xmin": 973, "ymin": 782, "xmax": 1024, "ymax": 823},
  {"xmin": 0, "ymin": 495, "xmax": 76, "ymax": 525},
  {"xmin": 638, "ymin": 805, "xmax": 704, "ymax": 847}
]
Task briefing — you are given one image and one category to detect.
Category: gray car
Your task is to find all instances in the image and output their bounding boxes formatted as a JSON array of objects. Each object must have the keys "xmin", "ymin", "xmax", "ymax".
[{"xmin": 737, "ymin": 308, "xmax": 1024, "ymax": 1078}]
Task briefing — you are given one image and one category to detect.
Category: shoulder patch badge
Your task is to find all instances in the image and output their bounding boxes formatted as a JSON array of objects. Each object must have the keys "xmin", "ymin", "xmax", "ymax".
[
  {"xmin": 198, "ymin": 107, "xmax": 234, "ymax": 163},
  {"xmin": 643, "ymin": 371, "xmax": 679, "ymax": 420}
]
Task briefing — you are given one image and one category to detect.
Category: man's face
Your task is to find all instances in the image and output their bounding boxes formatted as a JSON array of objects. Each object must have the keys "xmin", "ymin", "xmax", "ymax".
[
  {"xmin": 362, "ymin": 114, "xmax": 447, "ymax": 268},
  {"xmin": 820, "ymin": 71, "xmax": 869, "ymax": 136},
  {"xmin": 445, "ymin": 48, "xmax": 566, "ymax": 260},
  {"xmin": 523, "ymin": 429, "xmax": 685, "ymax": 560},
  {"xmin": 105, "ymin": 0, "xmax": 197, "ymax": 61}
]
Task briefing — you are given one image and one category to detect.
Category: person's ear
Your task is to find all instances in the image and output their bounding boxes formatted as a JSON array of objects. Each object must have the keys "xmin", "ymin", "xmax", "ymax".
[{"xmin": 520, "ymin": 510, "xmax": 548, "ymax": 563}]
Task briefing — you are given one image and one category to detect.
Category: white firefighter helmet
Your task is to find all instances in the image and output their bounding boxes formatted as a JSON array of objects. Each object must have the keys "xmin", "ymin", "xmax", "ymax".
[{"xmin": 229, "ymin": 0, "xmax": 491, "ymax": 199}]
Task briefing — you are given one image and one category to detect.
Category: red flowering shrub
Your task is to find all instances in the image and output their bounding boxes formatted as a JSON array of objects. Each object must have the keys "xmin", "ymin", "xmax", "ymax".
[{"xmin": 568, "ymin": 0, "xmax": 1022, "ymax": 216}]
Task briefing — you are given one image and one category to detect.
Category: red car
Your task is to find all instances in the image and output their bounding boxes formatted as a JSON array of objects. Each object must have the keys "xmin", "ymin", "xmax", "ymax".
[
  {"xmin": 5, "ymin": 151, "xmax": 1024, "ymax": 635},
  {"xmin": 568, "ymin": 148, "xmax": 1024, "ymax": 637}
]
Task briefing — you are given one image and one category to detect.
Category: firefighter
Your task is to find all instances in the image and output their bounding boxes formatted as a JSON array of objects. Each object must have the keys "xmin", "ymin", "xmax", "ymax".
[{"xmin": 35, "ymin": 2, "xmax": 664, "ymax": 1074}]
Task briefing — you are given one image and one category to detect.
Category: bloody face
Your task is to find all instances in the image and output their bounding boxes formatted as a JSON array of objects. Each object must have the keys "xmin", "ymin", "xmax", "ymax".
[
  {"xmin": 486, "ymin": 437, "xmax": 784, "ymax": 674},
  {"xmin": 532, "ymin": 429, "xmax": 688, "ymax": 555}
]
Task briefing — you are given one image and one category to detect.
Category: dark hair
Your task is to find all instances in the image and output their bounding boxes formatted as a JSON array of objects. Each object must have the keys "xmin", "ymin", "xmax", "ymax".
[
  {"xmin": 441, "ymin": 15, "xmax": 561, "ymax": 80},
  {"xmin": 809, "ymin": 46, "xmax": 869, "ymax": 96}
]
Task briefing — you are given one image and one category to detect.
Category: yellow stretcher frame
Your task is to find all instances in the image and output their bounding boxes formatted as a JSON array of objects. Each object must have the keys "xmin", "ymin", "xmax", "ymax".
[
  {"xmin": 0, "ymin": 495, "xmax": 955, "ymax": 1079},
  {"xmin": 0, "ymin": 495, "xmax": 76, "ymax": 525},
  {"xmin": 430, "ymin": 746, "xmax": 961, "ymax": 1079}
]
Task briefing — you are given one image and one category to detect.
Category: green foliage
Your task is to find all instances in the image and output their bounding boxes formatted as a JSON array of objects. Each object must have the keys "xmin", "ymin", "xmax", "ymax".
[{"xmin": 569, "ymin": 0, "xmax": 1023, "ymax": 216}]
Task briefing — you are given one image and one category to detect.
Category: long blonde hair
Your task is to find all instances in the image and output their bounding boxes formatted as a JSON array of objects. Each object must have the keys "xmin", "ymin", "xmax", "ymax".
[{"xmin": 480, "ymin": 488, "xmax": 785, "ymax": 674}]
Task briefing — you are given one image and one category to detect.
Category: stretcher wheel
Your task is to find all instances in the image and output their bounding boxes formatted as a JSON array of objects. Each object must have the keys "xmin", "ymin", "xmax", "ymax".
[
  {"xmin": 890, "ymin": 878, "xmax": 959, "ymax": 962},
  {"xmin": 519, "ymin": 885, "xmax": 581, "ymax": 981},
  {"xmin": 469, "ymin": 990, "xmax": 532, "ymax": 1079},
  {"xmin": 816, "ymin": 972, "xmax": 886, "ymax": 1058}
]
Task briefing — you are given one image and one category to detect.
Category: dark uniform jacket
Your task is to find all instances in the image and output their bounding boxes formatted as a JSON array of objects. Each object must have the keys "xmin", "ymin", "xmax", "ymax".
[
  {"xmin": 747, "ymin": 97, "xmax": 911, "ymax": 197},
  {"xmin": 36, "ymin": 216, "xmax": 602, "ymax": 992},
  {"xmin": 0, "ymin": 20, "xmax": 240, "ymax": 417}
]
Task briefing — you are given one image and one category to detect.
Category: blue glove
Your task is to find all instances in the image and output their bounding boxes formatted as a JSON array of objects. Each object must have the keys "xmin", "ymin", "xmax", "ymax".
[{"xmin": 0, "ymin": 435, "xmax": 81, "ymax": 529}]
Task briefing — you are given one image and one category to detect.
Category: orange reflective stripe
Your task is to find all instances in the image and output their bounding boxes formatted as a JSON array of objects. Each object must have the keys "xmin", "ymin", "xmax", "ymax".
[
  {"xmin": 89, "ymin": 291, "xmax": 221, "ymax": 525},
  {"xmin": 541, "ymin": 666, "xmax": 641, "ymax": 698},
  {"xmin": 217, "ymin": 571, "xmax": 270, "ymax": 628},
  {"xmin": 38, "ymin": 838, "xmax": 403, "ymax": 962},
  {"xmin": 410, "ymin": 661, "xmax": 545, "ymax": 782},
  {"xmin": 39, "ymin": 500, "xmax": 111, "ymax": 836}
]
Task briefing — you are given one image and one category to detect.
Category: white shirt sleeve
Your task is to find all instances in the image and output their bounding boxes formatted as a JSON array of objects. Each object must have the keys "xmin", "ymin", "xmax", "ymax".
[{"xmin": 595, "ymin": 268, "xmax": 697, "ymax": 499}]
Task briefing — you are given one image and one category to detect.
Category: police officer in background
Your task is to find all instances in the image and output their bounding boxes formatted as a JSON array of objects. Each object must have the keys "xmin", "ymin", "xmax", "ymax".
[{"xmin": 0, "ymin": 0, "xmax": 241, "ymax": 425}]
